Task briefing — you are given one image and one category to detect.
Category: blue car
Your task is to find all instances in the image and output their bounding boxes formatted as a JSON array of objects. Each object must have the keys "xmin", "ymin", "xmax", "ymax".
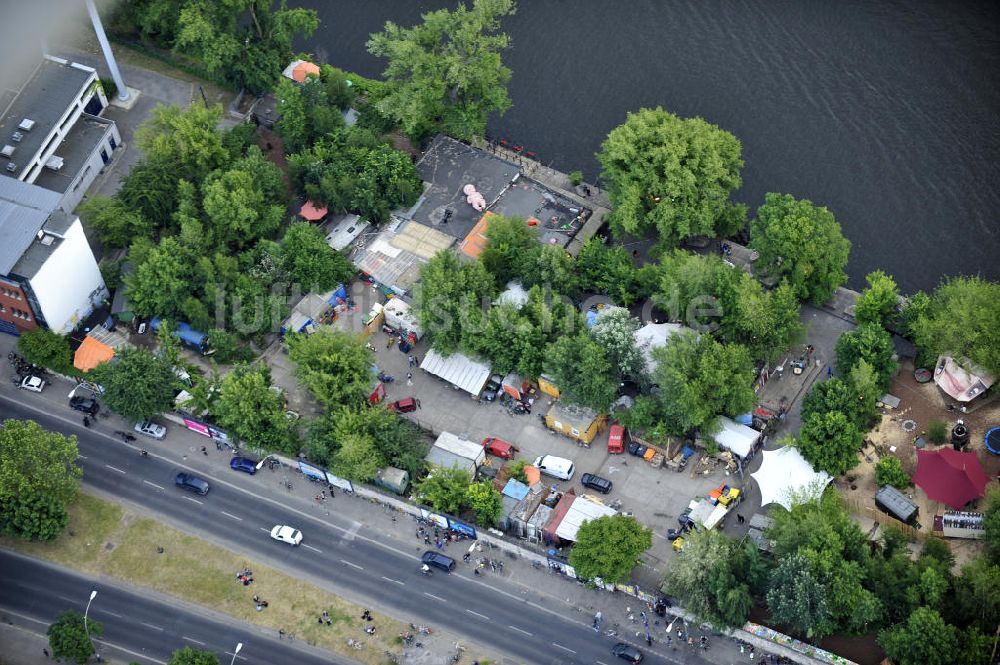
[{"xmin": 230, "ymin": 457, "xmax": 258, "ymax": 475}]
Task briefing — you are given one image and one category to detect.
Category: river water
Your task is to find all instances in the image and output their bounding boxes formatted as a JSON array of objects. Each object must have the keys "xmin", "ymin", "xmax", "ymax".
[{"xmin": 292, "ymin": 0, "xmax": 999, "ymax": 294}]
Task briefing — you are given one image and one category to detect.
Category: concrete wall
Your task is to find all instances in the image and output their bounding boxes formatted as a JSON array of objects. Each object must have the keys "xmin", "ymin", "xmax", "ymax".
[{"xmin": 29, "ymin": 218, "xmax": 107, "ymax": 332}]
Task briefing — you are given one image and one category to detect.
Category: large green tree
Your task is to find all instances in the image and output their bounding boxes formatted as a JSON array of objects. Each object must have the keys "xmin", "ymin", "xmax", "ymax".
[
  {"xmin": 597, "ymin": 107, "xmax": 745, "ymax": 246},
  {"xmin": 0, "ymin": 420, "xmax": 81, "ymax": 541},
  {"xmin": 766, "ymin": 553, "xmax": 833, "ymax": 639},
  {"xmin": 649, "ymin": 331, "xmax": 756, "ymax": 435},
  {"xmin": 950, "ymin": 558, "xmax": 1000, "ymax": 634},
  {"xmin": 47, "ymin": 611, "xmax": 102, "ymax": 665},
  {"xmin": 544, "ymin": 330, "xmax": 618, "ymax": 412},
  {"xmin": 333, "ymin": 432, "xmax": 385, "ymax": 482},
  {"xmin": 212, "ymin": 365, "xmax": 292, "ymax": 452},
  {"xmin": 89, "ymin": 348, "xmax": 177, "ymax": 421},
  {"xmin": 414, "ymin": 250, "xmax": 496, "ymax": 355},
  {"xmin": 201, "ymin": 156, "xmax": 285, "ymax": 250},
  {"xmin": 984, "ymin": 487, "xmax": 1000, "ymax": 563},
  {"xmin": 167, "ymin": 646, "xmax": 220, "ymax": 665},
  {"xmin": 173, "ymin": 0, "xmax": 318, "ymax": 94},
  {"xmin": 718, "ymin": 275, "xmax": 803, "ymax": 362},
  {"xmin": 135, "ymin": 104, "xmax": 229, "ymax": 186},
  {"xmin": 795, "ymin": 410, "xmax": 862, "ymax": 476},
  {"xmin": 910, "ymin": 276, "xmax": 1000, "ymax": 378},
  {"xmin": 287, "ymin": 330, "xmax": 374, "ymax": 409},
  {"xmin": 854, "ymin": 270, "xmax": 901, "ymax": 328},
  {"xmin": 17, "ymin": 329, "xmax": 74, "ymax": 375},
  {"xmin": 569, "ymin": 515, "xmax": 652, "ymax": 584},
  {"xmin": 834, "ymin": 323, "xmax": 898, "ymax": 389},
  {"xmin": 800, "ymin": 360, "xmax": 881, "ymax": 431},
  {"xmin": 879, "ymin": 607, "xmax": 958, "ymax": 665},
  {"xmin": 127, "ymin": 237, "xmax": 195, "ymax": 319},
  {"xmin": 367, "ymin": 0, "xmax": 516, "ymax": 139},
  {"xmin": 414, "ymin": 466, "xmax": 471, "ymax": 514},
  {"xmin": 750, "ymin": 192, "xmax": 851, "ymax": 305},
  {"xmin": 281, "ymin": 222, "xmax": 356, "ymax": 293},
  {"xmin": 592, "ymin": 307, "xmax": 648, "ymax": 385},
  {"xmin": 480, "ymin": 214, "xmax": 539, "ymax": 286},
  {"xmin": 465, "ymin": 481, "xmax": 503, "ymax": 527},
  {"xmin": 79, "ymin": 195, "xmax": 153, "ymax": 249}
]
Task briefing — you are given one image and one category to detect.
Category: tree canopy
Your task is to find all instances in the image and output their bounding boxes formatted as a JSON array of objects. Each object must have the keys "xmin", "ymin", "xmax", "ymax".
[
  {"xmin": 89, "ymin": 348, "xmax": 178, "ymax": 421},
  {"xmin": 414, "ymin": 250, "xmax": 496, "ymax": 355},
  {"xmin": 795, "ymin": 410, "xmax": 862, "ymax": 476},
  {"xmin": 878, "ymin": 607, "xmax": 958, "ymax": 665},
  {"xmin": 415, "ymin": 466, "xmax": 471, "ymax": 515},
  {"xmin": 854, "ymin": 270, "xmax": 900, "ymax": 328},
  {"xmin": 173, "ymin": 0, "xmax": 318, "ymax": 94},
  {"xmin": 909, "ymin": 276, "xmax": 1000, "ymax": 378},
  {"xmin": 281, "ymin": 222, "xmax": 356, "ymax": 294},
  {"xmin": 544, "ymin": 330, "xmax": 618, "ymax": 412},
  {"xmin": 367, "ymin": 0, "xmax": 516, "ymax": 139},
  {"xmin": 465, "ymin": 480, "xmax": 503, "ymax": 527},
  {"xmin": 874, "ymin": 456, "xmax": 910, "ymax": 490},
  {"xmin": 167, "ymin": 646, "xmax": 220, "ymax": 665},
  {"xmin": 597, "ymin": 107, "xmax": 745, "ymax": 246},
  {"xmin": 287, "ymin": 330, "xmax": 374, "ymax": 409},
  {"xmin": 750, "ymin": 192, "xmax": 851, "ymax": 305},
  {"xmin": 479, "ymin": 214, "xmax": 539, "ymax": 286},
  {"xmin": 834, "ymin": 323, "xmax": 898, "ymax": 389},
  {"xmin": 212, "ymin": 365, "xmax": 293, "ymax": 452},
  {"xmin": 17, "ymin": 329, "xmax": 74, "ymax": 376},
  {"xmin": 0, "ymin": 420, "xmax": 81, "ymax": 541},
  {"xmin": 569, "ymin": 515, "xmax": 652, "ymax": 584},
  {"xmin": 47, "ymin": 610, "xmax": 102, "ymax": 665},
  {"xmin": 591, "ymin": 307, "xmax": 648, "ymax": 386}
]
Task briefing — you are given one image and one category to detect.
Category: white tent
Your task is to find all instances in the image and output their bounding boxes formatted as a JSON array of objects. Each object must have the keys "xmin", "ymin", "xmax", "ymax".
[
  {"xmin": 420, "ymin": 348, "xmax": 491, "ymax": 396},
  {"xmin": 751, "ymin": 447, "xmax": 833, "ymax": 511},
  {"xmin": 714, "ymin": 415, "xmax": 761, "ymax": 458},
  {"xmin": 634, "ymin": 322, "xmax": 686, "ymax": 373},
  {"xmin": 495, "ymin": 281, "xmax": 529, "ymax": 309}
]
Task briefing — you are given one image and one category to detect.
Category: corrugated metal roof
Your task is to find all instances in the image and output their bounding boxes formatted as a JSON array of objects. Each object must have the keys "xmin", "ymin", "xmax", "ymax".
[
  {"xmin": 420, "ymin": 348, "xmax": 491, "ymax": 396},
  {"xmin": 0, "ymin": 178, "xmax": 60, "ymax": 275},
  {"xmin": 554, "ymin": 495, "xmax": 617, "ymax": 542}
]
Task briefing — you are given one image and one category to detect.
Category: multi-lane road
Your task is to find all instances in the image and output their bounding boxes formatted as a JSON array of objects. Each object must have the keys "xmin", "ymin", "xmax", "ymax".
[{"xmin": 0, "ymin": 393, "xmax": 694, "ymax": 665}]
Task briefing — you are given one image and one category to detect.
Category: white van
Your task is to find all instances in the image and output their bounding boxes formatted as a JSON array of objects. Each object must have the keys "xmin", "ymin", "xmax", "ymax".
[{"xmin": 533, "ymin": 455, "xmax": 575, "ymax": 481}]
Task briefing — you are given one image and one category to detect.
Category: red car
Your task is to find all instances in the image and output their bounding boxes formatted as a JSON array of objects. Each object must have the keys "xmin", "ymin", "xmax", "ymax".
[
  {"xmin": 482, "ymin": 437, "xmax": 517, "ymax": 459},
  {"xmin": 388, "ymin": 397, "xmax": 417, "ymax": 413}
]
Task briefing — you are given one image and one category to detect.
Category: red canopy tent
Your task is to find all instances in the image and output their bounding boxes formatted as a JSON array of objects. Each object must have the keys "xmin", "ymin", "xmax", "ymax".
[
  {"xmin": 299, "ymin": 200, "xmax": 328, "ymax": 222},
  {"xmin": 912, "ymin": 448, "xmax": 991, "ymax": 509}
]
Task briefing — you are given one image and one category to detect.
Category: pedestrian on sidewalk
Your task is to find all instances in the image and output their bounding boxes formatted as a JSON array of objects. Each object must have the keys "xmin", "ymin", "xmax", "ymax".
[
  {"xmin": 408, "ymin": 355, "xmax": 415, "ymax": 367},
  {"xmin": 201, "ymin": 446, "xmax": 208, "ymax": 455},
  {"xmin": 415, "ymin": 398, "xmax": 422, "ymax": 410},
  {"xmin": 215, "ymin": 439, "xmax": 222, "ymax": 451},
  {"xmin": 406, "ymin": 372, "xmax": 413, "ymax": 386},
  {"xmin": 43, "ymin": 649, "xmax": 49, "ymax": 658},
  {"xmin": 737, "ymin": 513, "xmax": 746, "ymax": 524}
]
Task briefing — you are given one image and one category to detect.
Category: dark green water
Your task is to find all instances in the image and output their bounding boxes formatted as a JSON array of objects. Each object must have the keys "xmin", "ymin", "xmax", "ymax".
[{"xmin": 293, "ymin": 0, "xmax": 1000, "ymax": 294}]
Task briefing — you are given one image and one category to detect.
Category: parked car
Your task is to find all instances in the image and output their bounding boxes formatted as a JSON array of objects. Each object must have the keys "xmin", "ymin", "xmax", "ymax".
[
  {"xmin": 607, "ymin": 423, "xmax": 626, "ymax": 454},
  {"xmin": 19, "ymin": 375, "xmax": 45, "ymax": 393},
  {"xmin": 174, "ymin": 473, "xmax": 210, "ymax": 495},
  {"xmin": 482, "ymin": 437, "xmax": 517, "ymax": 459},
  {"xmin": 480, "ymin": 375, "xmax": 503, "ymax": 402},
  {"xmin": 611, "ymin": 642, "xmax": 643, "ymax": 663},
  {"xmin": 69, "ymin": 396, "xmax": 99, "ymax": 415},
  {"xmin": 581, "ymin": 473, "xmax": 613, "ymax": 494},
  {"xmin": 230, "ymin": 457, "xmax": 258, "ymax": 475},
  {"xmin": 627, "ymin": 441, "xmax": 647, "ymax": 457},
  {"xmin": 421, "ymin": 550, "xmax": 456, "ymax": 572},
  {"xmin": 388, "ymin": 397, "xmax": 417, "ymax": 413},
  {"xmin": 533, "ymin": 455, "xmax": 575, "ymax": 481},
  {"xmin": 134, "ymin": 420, "xmax": 167, "ymax": 440},
  {"xmin": 270, "ymin": 525, "xmax": 302, "ymax": 546}
]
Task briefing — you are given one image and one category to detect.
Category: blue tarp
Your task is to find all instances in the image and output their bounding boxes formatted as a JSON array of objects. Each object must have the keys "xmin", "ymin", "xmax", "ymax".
[
  {"xmin": 735, "ymin": 413, "xmax": 753, "ymax": 426},
  {"xmin": 327, "ymin": 284, "xmax": 348, "ymax": 306},
  {"xmin": 502, "ymin": 478, "xmax": 530, "ymax": 500},
  {"xmin": 150, "ymin": 317, "xmax": 208, "ymax": 351},
  {"xmin": 681, "ymin": 446, "xmax": 695, "ymax": 459},
  {"xmin": 586, "ymin": 310, "xmax": 598, "ymax": 328}
]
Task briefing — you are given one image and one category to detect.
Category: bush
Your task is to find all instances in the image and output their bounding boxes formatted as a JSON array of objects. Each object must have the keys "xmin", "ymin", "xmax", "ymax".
[
  {"xmin": 17, "ymin": 329, "xmax": 76, "ymax": 376},
  {"xmin": 875, "ymin": 456, "xmax": 910, "ymax": 489},
  {"xmin": 568, "ymin": 170, "xmax": 583, "ymax": 186},
  {"xmin": 927, "ymin": 419, "xmax": 948, "ymax": 444}
]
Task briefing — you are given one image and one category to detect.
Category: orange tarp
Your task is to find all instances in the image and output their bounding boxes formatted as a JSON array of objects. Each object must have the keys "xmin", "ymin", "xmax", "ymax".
[
  {"xmin": 74, "ymin": 336, "xmax": 115, "ymax": 372},
  {"xmin": 292, "ymin": 61, "xmax": 320, "ymax": 83},
  {"xmin": 460, "ymin": 211, "xmax": 495, "ymax": 259},
  {"xmin": 524, "ymin": 465, "xmax": 541, "ymax": 486}
]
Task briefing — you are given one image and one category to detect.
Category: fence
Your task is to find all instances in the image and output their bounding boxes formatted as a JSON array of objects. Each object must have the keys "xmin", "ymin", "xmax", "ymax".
[{"xmin": 838, "ymin": 496, "xmax": 925, "ymax": 541}]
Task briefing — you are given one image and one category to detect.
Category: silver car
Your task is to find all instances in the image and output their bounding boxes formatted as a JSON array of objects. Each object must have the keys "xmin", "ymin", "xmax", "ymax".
[
  {"xmin": 134, "ymin": 420, "xmax": 167, "ymax": 440},
  {"xmin": 19, "ymin": 375, "xmax": 45, "ymax": 393}
]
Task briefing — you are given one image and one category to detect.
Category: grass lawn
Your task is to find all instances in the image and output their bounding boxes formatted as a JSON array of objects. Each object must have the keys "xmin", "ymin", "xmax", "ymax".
[{"xmin": 0, "ymin": 491, "xmax": 504, "ymax": 664}]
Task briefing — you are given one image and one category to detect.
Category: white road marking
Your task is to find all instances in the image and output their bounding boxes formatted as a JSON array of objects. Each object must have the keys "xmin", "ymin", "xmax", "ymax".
[
  {"xmin": 552, "ymin": 643, "xmax": 576, "ymax": 654},
  {"xmin": 508, "ymin": 625, "xmax": 532, "ymax": 636},
  {"xmin": 423, "ymin": 593, "xmax": 445, "ymax": 602},
  {"xmin": 100, "ymin": 611, "xmax": 124, "ymax": 618},
  {"xmin": 141, "ymin": 622, "xmax": 164, "ymax": 631},
  {"xmin": 78, "ymin": 455, "xmax": 88, "ymax": 459},
  {"xmin": 143, "ymin": 480, "xmax": 165, "ymax": 490},
  {"xmin": 221, "ymin": 511, "xmax": 243, "ymax": 521},
  {"xmin": 183, "ymin": 496, "xmax": 203, "ymax": 505},
  {"xmin": 340, "ymin": 521, "xmax": 362, "ymax": 542},
  {"xmin": 340, "ymin": 559, "xmax": 363, "ymax": 570},
  {"xmin": 303, "ymin": 544, "xmax": 322, "ymax": 553},
  {"xmin": 466, "ymin": 609, "xmax": 489, "ymax": 620},
  {"xmin": 105, "ymin": 465, "xmax": 126, "ymax": 474},
  {"xmin": 182, "ymin": 636, "xmax": 206, "ymax": 645},
  {"xmin": 381, "ymin": 576, "xmax": 405, "ymax": 586}
]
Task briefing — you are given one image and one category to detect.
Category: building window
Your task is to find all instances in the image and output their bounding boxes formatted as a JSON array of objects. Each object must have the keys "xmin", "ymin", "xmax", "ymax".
[{"xmin": 0, "ymin": 303, "xmax": 5, "ymax": 312}]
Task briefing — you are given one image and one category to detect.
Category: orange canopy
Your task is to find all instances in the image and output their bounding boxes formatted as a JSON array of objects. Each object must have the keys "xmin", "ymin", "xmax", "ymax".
[
  {"xmin": 292, "ymin": 61, "xmax": 320, "ymax": 83},
  {"xmin": 299, "ymin": 200, "xmax": 328, "ymax": 221},
  {"xmin": 524, "ymin": 465, "xmax": 541, "ymax": 486},
  {"xmin": 74, "ymin": 335, "xmax": 115, "ymax": 372},
  {"xmin": 460, "ymin": 211, "xmax": 494, "ymax": 259}
]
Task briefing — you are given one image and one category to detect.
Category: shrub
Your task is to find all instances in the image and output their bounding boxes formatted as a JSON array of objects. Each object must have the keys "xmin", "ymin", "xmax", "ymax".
[
  {"xmin": 927, "ymin": 419, "xmax": 948, "ymax": 444},
  {"xmin": 875, "ymin": 456, "xmax": 910, "ymax": 490},
  {"xmin": 568, "ymin": 170, "xmax": 583, "ymax": 186}
]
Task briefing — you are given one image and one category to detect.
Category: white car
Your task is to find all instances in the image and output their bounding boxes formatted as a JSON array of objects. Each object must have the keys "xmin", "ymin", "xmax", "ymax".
[
  {"xmin": 134, "ymin": 420, "xmax": 167, "ymax": 440},
  {"xmin": 19, "ymin": 375, "xmax": 45, "ymax": 393},
  {"xmin": 270, "ymin": 525, "xmax": 303, "ymax": 546}
]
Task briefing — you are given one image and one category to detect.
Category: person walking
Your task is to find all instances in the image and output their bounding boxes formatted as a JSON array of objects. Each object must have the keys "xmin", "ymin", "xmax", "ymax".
[
  {"xmin": 406, "ymin": 372, "xmax": 413, "ymax": 386},
  {"xmin": 201, "ymin": 446, "xmax": 208, "ymax": 455}
]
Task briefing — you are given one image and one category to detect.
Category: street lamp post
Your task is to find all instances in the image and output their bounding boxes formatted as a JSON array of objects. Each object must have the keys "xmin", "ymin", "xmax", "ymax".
[
  {"xmin": 230, "ymin": 642, "xmax": 243, "ymax": 665},
  {"xmin": 83, "ymin": 590, "xmax": 97, "ymax": 658}
]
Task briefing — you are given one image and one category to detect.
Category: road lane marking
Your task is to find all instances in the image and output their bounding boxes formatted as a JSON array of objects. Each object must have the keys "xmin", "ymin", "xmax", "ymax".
[
  {"xmin": 78, "ymin": 455, "xmax": 88, "ymax": 459},
  {"xmin": 381, "ymin": 576, "xmax": 405, "ymax": 586},
  {"xmin": 303, "ymin": 544, "xmax": 323, "ymax": 553},
  {"xmin": 221, "ymin": 511, "xmax": 243, "ymax": 521},
  {"xmin": 183, "ymin": 496, "xmax": 203, "ymax": 505},
  {"xmin": 182, "ymin": 636, "xmax": 206, "ymax": 645},
  {"xmin": 340, "ymin": 559, "xmax": 363, "ymax": 570},
  {"xmin": 552, "ymin": 643, "xmax": 576, "ymax": 654},
  {"xmin": 508, "ymin": 626, "xmax": 532, "ymax": 636},
  {"xmin": 143, "ymin": 480, "xmax": 165, "ymax": 490},
  {"xmin": 141, "ymin": 622, "xmax": 164, "ymax": 631},
  {"xmin": 340, "ymin": 521, "xmax": 361, "ymax": 542},
  {"xmin": 423, "ymin": 592, "xmax": 445, "ymax": 602},
  {"xmin": 466, "ymin": 609, "xmax": 489, "ymax": 620},
  {"xmin": 100, "ymin": 611, "xmax": 124, "ymax": 618},
  {"xmin": 105, "ymin": 464, "xmax": 126, "ymax": 474}
]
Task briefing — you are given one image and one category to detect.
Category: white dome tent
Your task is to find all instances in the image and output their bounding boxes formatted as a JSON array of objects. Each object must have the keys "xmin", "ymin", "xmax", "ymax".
[{"xmin": 750, "ymin": 447, "xmax": 833, "ymax": 511}]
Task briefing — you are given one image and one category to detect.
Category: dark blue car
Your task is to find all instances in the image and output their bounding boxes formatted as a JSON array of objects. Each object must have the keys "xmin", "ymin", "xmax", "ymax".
[{"xmin": 230, "ymin": 457, "xmax": 258, "ymax": 475}]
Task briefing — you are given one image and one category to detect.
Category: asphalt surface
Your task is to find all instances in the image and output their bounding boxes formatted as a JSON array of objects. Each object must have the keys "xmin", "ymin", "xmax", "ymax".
[
  {"xmin": 0, "ymin": 393, "xmax": 690, "ymax": 665},
  {"xmin": 0, "ymin": 549, "xmax": 344, "ymax": 665}
]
